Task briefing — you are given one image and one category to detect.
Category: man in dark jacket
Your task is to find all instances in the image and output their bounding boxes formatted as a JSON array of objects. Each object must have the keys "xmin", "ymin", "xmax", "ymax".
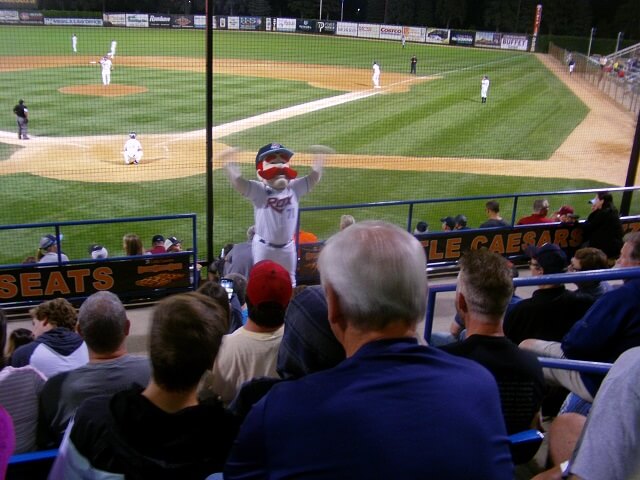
[
  {"xmin": 504, "ymin": 243, "xmax": 594, "ymax": 345},
  {"xmin": 582, "ymin": 191, "xmax": 623, "ymax": 261}
]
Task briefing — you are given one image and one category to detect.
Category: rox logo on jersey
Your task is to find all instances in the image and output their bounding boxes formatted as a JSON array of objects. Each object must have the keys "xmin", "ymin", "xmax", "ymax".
[{"xmin": 267, "ymin": 196, "xmax": 293, "ymax": 213}]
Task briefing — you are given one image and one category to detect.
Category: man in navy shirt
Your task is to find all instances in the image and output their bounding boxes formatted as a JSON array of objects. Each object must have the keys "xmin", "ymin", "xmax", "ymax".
[{"xmin": 225, "ymin": 221, "xmax": 513, "ymax": 480}]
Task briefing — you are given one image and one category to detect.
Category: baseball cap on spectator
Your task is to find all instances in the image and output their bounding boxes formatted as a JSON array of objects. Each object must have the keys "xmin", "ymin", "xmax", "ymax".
[
  {"xmin": 526, "ymin": 243, "xmax": 568, "ymax": 274},
  {"xmin": 255, "ymin": 143, "xmax": 294, "ymax": 166},
  {"xmin": 413, "ymin": 221, "xmax": 428, "ymax": 234},
  {"xmin": 556, "ymin": 206, "xmax": 575, "ymax": 216},
  {"xmin": 246, "ymin": 260, "xmax": 292, "ymax": 309},
  {"xmin": 276, "ymin": 285, "xmax": 345, "ymax": 380},
  {"xmin": 88, "ymin": 244, "xmax": 108, "ymax": 259},
  {"xmin": 440, "ymin": 216, "xmax": 456, "ymax": 229},
  {"xmin": 40, "ymin": 234, "xmax": 63, "ymax": 250},
  {"xmin": 455, "ymin": 214, "xmax": 468, "ymax": 227},
  {"xmin": 151, "ymin": 234, "xmax": 164, "ymax": 244},
  {"xmin": 164, "ymin": 236, "xmax": 181, "ymax": 250}
]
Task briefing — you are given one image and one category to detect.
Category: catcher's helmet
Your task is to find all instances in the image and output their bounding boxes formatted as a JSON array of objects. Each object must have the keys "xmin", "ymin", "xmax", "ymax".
[{"xmin": 129, "ymin": 132, "xmax": 136, "ymax": 138}]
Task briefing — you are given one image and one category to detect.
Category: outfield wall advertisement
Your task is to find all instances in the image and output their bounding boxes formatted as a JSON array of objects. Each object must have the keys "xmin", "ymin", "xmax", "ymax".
[
  {"xmin": 358, "ymin": 23, "xmax": 380, "ymax": 39},
  {"xmin": 379, "ymin": 25, "xmax": 402, "ymax": 41},
  {"xmin": 126, "ymin": 14, "xmax": 149, "ymax": 28},
  {"xmin": 404, "ymin": 26, "xmax": 426, "ymax": 43},
  {"xmin": 425, "ymin": 28, "xmax": 450, "ymax": 44},
  {"xmin": 502, "ymin": 34, "xmax": 529, "ymax": 51},
  {"xmin": 0, "ymin": 10, "xmax": 533, "ymax": 53},
  {"xmin": 336, "ymin": 21, "xmax": 357, "ymax": 37},
  {"xmin": 276, "ymin": 17, "xmax": 296, "ymax": 32}
]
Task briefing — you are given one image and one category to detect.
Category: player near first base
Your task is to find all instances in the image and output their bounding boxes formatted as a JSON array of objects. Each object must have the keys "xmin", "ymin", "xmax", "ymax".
[
  {"xmin": 123, "ymin": 132, "xmax": 143, "ymax": 165},
  {"xmin": 224, "ymin": 143, "xmax": 328, "ymax": 286},
  {"xmin": 372, "ymin": 61, "xmax": 381, "ymax": 88}
]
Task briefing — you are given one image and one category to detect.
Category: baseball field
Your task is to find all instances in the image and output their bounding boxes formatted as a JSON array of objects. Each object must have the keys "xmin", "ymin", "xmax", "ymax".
[{"xmin": 0, "ymin": 25, "xmax": 636, "ymax": 264}]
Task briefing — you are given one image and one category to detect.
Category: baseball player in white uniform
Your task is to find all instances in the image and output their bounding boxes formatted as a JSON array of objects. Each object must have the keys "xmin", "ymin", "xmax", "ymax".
[
  {"xmin": 224, "ymin": 143, "xmax": 328, "ymax": 286},
  {"xmin": 481, "ymin": 75, "xmax": 490, "ymax": 103},
  {"xmin": 372, "ymin": 61, "xmax": 381, "ymax": 88},
  {"xmin": 72, "ymin": 33, "xmax": 77, "ymax": 53},
  {"xmin": 100, "ymin": 56, "xmax": 112, "ymax": 86},
  {"xmin": 123, "ymin": 132, "xmax": 143, "ymax": 165},
  {"xmin": 109, "ymin": 40, "xmax": 117, "ymax": 58}
]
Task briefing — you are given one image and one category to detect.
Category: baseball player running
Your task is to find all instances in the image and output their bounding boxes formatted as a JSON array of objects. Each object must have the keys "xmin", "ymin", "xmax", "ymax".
[
  {"xmin": 123, "ymin": 132, "xmax": 143, "ymax": 165},
  {"xmin": 372, "ymin": 61, "xmax": 381, "ymax": 88},
  {"xmin": 223, "ymin": 143, "xmax": 329, "ymax": 286},
  {"xmin": 99, "ymin": 56, "xmax": 112, "ymax": 86}
]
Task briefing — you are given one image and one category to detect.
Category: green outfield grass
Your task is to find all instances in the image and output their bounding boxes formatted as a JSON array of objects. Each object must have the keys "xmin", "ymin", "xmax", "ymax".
[
  {"xmin": 0, "ymin": 25, "xmax": 618, "ymax": 261},
  {"xmin": 0, "ymin": 169, "xmax": 615, "ymax": 265}
]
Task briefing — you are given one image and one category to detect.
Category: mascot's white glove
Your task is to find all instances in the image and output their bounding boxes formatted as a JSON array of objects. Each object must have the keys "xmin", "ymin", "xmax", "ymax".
[
  {"xmin": 309, "ymin": 145, "xmax": 333, "ymax": 174},
  {"xmin": 221, "ymin": 148, "xmax": 241, "ymax": 180}
]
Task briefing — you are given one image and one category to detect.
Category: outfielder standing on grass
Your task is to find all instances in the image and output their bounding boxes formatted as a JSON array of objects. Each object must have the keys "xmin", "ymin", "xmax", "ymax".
[
  {"xmin": 71, "ymin": 33, "xmax": 77, "ymax": 53},
  {"xmin": 223, "ymin": 143, "xmax": 329, "ymax": 287},
  {"xmin": 481, "ymin": 75, "xmax": 490, "ymax": 103},
  {"xmin": 13, "ymin": 99, "xmax": 29, "ymax": 140}
]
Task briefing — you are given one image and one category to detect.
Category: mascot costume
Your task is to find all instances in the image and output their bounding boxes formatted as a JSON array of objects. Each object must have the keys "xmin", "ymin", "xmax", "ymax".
[{"xmin": 224, "ymin": 143, "xmax": 327, "ymax": 286}]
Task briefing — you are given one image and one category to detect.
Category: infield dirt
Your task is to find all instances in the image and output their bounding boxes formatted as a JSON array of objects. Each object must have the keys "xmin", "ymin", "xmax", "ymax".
[{"xmin": 0, "ymin": 53, "xmax": 635, "ymax": 185}]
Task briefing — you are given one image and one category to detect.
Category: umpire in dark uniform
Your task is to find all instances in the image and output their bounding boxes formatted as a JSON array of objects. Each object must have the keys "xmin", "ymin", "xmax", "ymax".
[
  {"xmin": 13, "ymin": 99, "xmax": 29, "ymax": 140},
  {"xmin": 410, "ymin": 55, "xmax": 417, "ymax": 75}
]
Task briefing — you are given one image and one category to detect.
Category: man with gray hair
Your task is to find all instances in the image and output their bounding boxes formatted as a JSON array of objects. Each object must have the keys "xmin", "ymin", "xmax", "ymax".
[
  {"xmin": 38, "ymin": 291, "xmax": 150, "ymax": 447},
  {"xmin": 517, "ymin": 198, "xmax": 553, "ymax": 225},
  {"xmin": 225, "ymin": 221, "xmax": 513, "ymax": 479}
]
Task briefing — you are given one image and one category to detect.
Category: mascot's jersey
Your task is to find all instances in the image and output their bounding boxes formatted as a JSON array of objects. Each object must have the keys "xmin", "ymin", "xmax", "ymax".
[{"xmin": 242, "ymin": 177, "xmax": 312, "ymax": 245}]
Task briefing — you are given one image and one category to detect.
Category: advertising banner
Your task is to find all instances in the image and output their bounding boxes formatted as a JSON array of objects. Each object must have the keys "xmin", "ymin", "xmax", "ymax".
[
  {"xmin": 403, "ymin": 26, "xmax": 425, "ymax": 43},
  {"xmin": 379, "ymin": 24, "xmax": 402, "ymax": 41},
  {"xmin": 171, "ymin": 15, "xmax": 194, "ymax": 28},
  {"xmin": 296, "ymin": 18, "xmax": 315, "ymax": 33},
  {"xmin": 336, "ymin": 21, "xmax": 357, "ymax": 37},
  {"xmin": 0, "ymin": 0, "xmax": 35, "ymax": 8},
  {"xmin": 0, "ymin": 255, "xmax": 192, "ymax": 304},
  {"xmin": 103, "ymin": 13, "xmax": 125, "ymax": 27},
  {"xmin": 502, "ymin": 34, "xmax": 529, "ymax": 51},
  {"xmin": 149, "ymin": 14, "xmax": 171, "ymax": 28},
  {"xmin": 44, "ymin": 17, "xmax": 102, "ymax": 26},
  {"xmin": 227, "ymin": 16, "xmax": 239, "ymax": 30},
  {"xmin": 0, "ymin": 9, "xmax": 18, "ymax": 23},
  {"xmin": 126, "ymin": 13, "xmax": 149, "ymax": 27},
  {"xmin": 194, "ymin": 15, "xmax": 205, "ymax": 28},
  {"xmin": 357, "ymin": 23, "xmax": 380, "ymax": 39},
  {"xmin": 239, "ymin": 16, "xmax": 262, "ymax": 30},
  {"xmin": 276, "ymin": 17, "xmax": 296, "ymax": 32},
  {"xmin": 450, "ymin": 30, "xmax": 474, "ymax": 47},
  {"xmin": 425, "ymin": 28, "xmax": 449, "ymax": 44},
  {"xmin": 475, "ymin": 31, "xmax": 501, "ymax": 48},
  {"xmin": 316, "ymin": 20, "xmax": 336, "ymax": 34},
  {"xmin": 18, "ymin": 11, "xmax": 42, "ymax": 24},
  {"xmin": 216, "ymin": 16, "xmax": 228, "ymax": 29}
]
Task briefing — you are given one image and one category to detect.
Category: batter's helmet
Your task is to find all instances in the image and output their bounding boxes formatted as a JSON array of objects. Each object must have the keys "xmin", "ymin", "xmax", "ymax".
[{"xmin": 129, "ymin": 132, "xmax": 136, "ymax": 138}]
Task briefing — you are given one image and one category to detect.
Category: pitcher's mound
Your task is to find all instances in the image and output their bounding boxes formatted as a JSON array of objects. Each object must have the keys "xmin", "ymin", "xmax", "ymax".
[{"xmin": 59, "ymin": 85, "xmax": 148, "ymax": 97}]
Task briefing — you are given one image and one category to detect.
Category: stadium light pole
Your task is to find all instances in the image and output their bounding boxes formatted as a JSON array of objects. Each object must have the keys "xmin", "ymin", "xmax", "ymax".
[
  {"xmin": 341, "ymin": 0, "xmax": 344, "ymax": 21},
  {"xmin": 615, "ymin": 32, "xmax": 624, "ymax": 53},
  {"xmin": 587, "ymin": 27, "xmax": 596, "ymax": 57},
  {"xmin": 319, "ymin": 0, "xmax": 323, "ymax": 20}
]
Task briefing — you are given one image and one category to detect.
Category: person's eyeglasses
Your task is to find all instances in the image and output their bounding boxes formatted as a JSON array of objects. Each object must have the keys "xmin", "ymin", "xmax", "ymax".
[
  {"xmin": 529, "ymin": 261, "xmax": 541, "ymax": 270},
  {"xmin": 568, "ymin": 264, "xmax": 581, "ymax": 272}
]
